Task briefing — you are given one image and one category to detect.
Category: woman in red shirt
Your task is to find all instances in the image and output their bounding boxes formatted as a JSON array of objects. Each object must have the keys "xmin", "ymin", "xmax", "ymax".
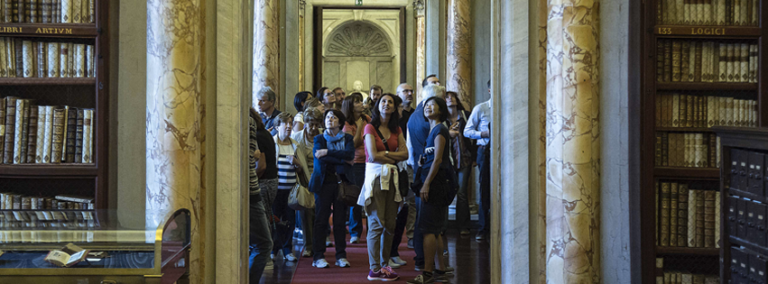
[{"xmin": 341, "ymin": 93, "xmax": 369, "ymax": 244}]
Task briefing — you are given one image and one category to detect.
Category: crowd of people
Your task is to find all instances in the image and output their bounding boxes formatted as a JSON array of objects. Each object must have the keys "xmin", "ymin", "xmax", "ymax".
[{"xmin": 248, "ymin": 76, "xmax": 492, "ymax": 283}]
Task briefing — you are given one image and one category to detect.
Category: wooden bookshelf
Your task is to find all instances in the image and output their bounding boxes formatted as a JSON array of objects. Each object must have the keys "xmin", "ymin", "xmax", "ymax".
[
  {"xmin": 0, "ymin": 1, "xmax": 109, "ymax": 210},
  {"xmin": 635, "ymin": 1, "xmax": 768, "ymax": 283}
]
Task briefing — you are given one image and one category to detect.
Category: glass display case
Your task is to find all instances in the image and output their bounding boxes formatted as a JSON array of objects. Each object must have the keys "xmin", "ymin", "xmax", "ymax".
[{"xmin": 0, "ymin": 208, "xmax": 190, "ymax": 284}]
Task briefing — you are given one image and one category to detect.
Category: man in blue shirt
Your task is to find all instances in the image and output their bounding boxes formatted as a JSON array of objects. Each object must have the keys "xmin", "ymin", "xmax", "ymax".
[
  {"xmin": 256, "ymin": 86, "xmax": 282, "ymax": 136},
  {"xmin": 464, "ymin": 80, "xmax": 491, "ymax": 241},
  {"xmin": 405, "ymin": 76, "xmax": 442, "ymax": 271}
]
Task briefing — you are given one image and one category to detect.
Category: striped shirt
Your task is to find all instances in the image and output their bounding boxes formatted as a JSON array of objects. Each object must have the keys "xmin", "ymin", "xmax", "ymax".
[
  {"xmin": 277, "ymin": 143, "xmax": 297, "ymax": 190},
  {"xmin": 248, "ymin": 115, "xmax": 261, "ymax": 197}
]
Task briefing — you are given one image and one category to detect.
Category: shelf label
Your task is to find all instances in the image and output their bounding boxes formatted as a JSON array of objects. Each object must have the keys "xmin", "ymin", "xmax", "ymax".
[
  {"xmin": 0, "ymin": 27, "xmax": 22, "ymax": 33},
  {"xmin": 657, "ymin": 27, "xmax": 727, "ymax": 35},
  {"xmin": 35, "ymin": 28, "xmax": 73, "ymax": 34}
]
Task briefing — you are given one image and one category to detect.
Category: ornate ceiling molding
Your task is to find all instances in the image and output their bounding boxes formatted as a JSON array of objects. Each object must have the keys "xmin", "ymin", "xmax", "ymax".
[{"xmin": 326, "ymin": 22, "xmax": 391, "ymax": 57}]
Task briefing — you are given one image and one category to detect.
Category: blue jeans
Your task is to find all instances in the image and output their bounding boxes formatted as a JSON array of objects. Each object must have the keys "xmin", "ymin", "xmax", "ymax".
[
  {"xmin": 455, "ymin": 167, "xmax": 472, "ymax": 230},
  {"xmin": 248, "ymin": 198, "xmax": 272, "ymax": 284},
  {"xmin": 477, "ymin": 145, "xmax": 491, "ymax": 235},
  {"xmin": 349, "ymin": 163, "xmax": 366, "ymax": 238}
]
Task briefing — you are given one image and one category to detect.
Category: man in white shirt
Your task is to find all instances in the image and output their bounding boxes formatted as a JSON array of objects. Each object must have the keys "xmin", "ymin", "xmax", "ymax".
[{"xmin": 463, "ymin": 80, "xmax": 491, "ymax": 241}]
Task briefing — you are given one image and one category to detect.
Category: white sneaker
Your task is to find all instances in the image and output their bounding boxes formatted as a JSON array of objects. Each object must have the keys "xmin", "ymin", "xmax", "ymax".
[
  {"xmin": 388, "ymin": 259, "xmax": 402, "ymax": 268},
  {"xmin": 335, "ymin": 258, "xmax": 351, "ymax": 268},
  {"xmin": 312, "ymin": 259, "xmax": 329, "ymax": 268},
  {"xmin": 391, "ymin": 256, "xmax": 407, "ymax": 266},
  {"xmin": 349, "ymin": 236, "xmax": 359, "ymax": 243},
  {"xmin": 284, "ymin": 253, "xmax": 297, "ymax": 262}
]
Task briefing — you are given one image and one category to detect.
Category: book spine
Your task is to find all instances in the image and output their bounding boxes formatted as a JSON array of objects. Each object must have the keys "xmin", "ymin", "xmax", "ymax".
[
  {"xmin": 703, "ymin": 0, "xmax": 711, "ymax": 24},
  {"xmin": 751, "ymin": 0, "xmax": 757, "ymax": 25},
  {"xmin": 21, "ymin": 40, "xmax": 32, "ymax": 77},
  {"xmin": 42, "ymin": 105, "xmax": 52, "ymax": 163},
  {"xmin": 74, "ymin": 43, "xmax": 83, "ymax": 77},
  {"xmin": 701, "ymin": 42, "xmax": 709, "ymax": 82},
  {"xmin": 670, "ymin": 183, "xmax": 679, "ymax": 246},
  {"xmin": 678, "ymin": 184, "xmax": 689, "ymax": 247},
  {"xmin": 681, "ymin": 42, "xmax": 690, "ymax": 82},
  {"xmin": 718, "ymin": 43, "xmax": 726, "ymax": 82},
  {"xmin": 692, "ymin": 96, "xmax": 700, "ymax": 127},
  {"xmin": 695, "ymin": 190, "xmax": 705, "ymax": 247},
  {"xmin": 13, "ymin": 38, "xmax": 21, "ymax": 77},
  {"xmin": 726, "ymin": 44, "xmax": 734, "ymax": 82},
  {"xmin": 59, "ymin": 42, "xmax": 67, "ymax": 77},
  {"xmin": 663, "ymin": 0, "xmax": 670, "ymax": 24},
  {"xmin": 693, "ymin": 42, "xmax": 702, "ymax": 82},
  {"xmin": 695, "ymin": 133, "xmax": 704, "ymax": 167},
  {"xmin": 672, "ymin": 41, "xmax": 682, "ymax": 82},
  {"xmin": 709, "ymin": 133, "xmax": 716, "ymax": 168},
  {"xmin": 739, "ymin": 99, "xmax": 746, "ymax": 127},
  {"xmin": 85, "ymin": 44, "xmax": 93, "ymax": 77},
  {"xmin": 676, "ymin": 0, "xmax": 685, "ymax": 24},
  {"xmin": 749, "ymin": 44, "xmax": 757, "ymax": 83},
  {"xmin": 34, "ymin": 105, "xmax": 44, "ymax": 163},
  {"xmin": 60, "ymin": 0, "xmax": 68, "ymax": 22},
  {"xmin": 11, "ymin": 0, "xmax": 17, "ymax": 22},
  {"xmin": 699, "ymin": 96, "xmax": 706, "ymax": 127},
  {"xmin": 25, "ymin": 102, "xmax": 36, "ymax": 163},
  {"xmin": 66, "ymin": 42, "xmax": 72, "ymax": 78},
  {"xmin": 41, "ymin": 0, "xmax": 48, "ymax": 23},
  {"xmin": 662, "ymin": 132, "xmax": 669, "ymax": 166},
  {"xmin": 715, "ymin": 191, "xmax": 721, "ymax": 248},
  {"xmin": 657, "ymin": 40, "xmax": 665, "ymax": 82},
  {"xmin": 704, "ymin": 190, "xmax": 715, "ymax": 247},
  {"xmin": 740, "ymin": 43, "xmax": 748, "ymax": 82},
  {"xmin": 12, "ymin": 99, "xmax": 24, "ymax": 164},
  {"xmin": 668, "ymin": 133, "xmax": 677, "ymax": 166},
  {"xmin": 661, "ymin": 182, "xmax": 671, "ymax": 246},
  {"xmin": 664, "ymin": 41, "xmax": 672, "ymax": 82},
  {"xmin": 665, "ymin": 94, "xmax": 672, "ymax": 127},
  {"xmin": 726, "ymin": 97, "xmax": 734, "ymax": 126},
  {"xmin": 672, "ymin": 94, "xmax": 680, "ymax": 127},
  {"xmin": 83, "ymin": 109, "xmax": 91, "ymax": 163},
  {"xmin": 656, "ymin": 182, "xmax": 660, "ymax": 245},
  {"xmin": 656, "ymin": 95, "xmax": 662, "ymax": 127},
  {"xmin": 36, "ymin": 41, "xmax": 45, "ymax": 78},
  {"xmin": 684, "ymin": 0, "xmax": 692, "ymax": 24},
  {"xmin": 718, "ymin": 97, "xmax": 726, "ymax": 125},
  {"xmin": 655, "ymin": 132, "xmax": 662, "ymax": 166},
  {"xmin": 0, "ymin": 97, "xmax": 4, "ymax": 161},
  {"xmin": 70, "ymin": 0, "xmax": 78, "ymax": 23},
  {"xmin": 53, "ymin": 0, "xmax": 58, "ymax": 23},
  {"xmin": 696, "ymin": 0, "xmax": 704, "ymax": 24},
  {"xmin": 46, "ymin": 42, "xmax": 58, "ymax": 77},
  {"xmin": 29, "ymin": 0, "xmax": 36, "ymax": 22},
  {"xmin": 684, "ymin": 133, "xmax": 692, "ymax": 167},
  {"xmin": 74, "ymin": 108, "xmax": 82, "ymax": 163},
  {"xmin": 680, "ymin": 95, "xmax": 688, "ymax": 127},
  {"xmin": 734, "ymin": 0, "xmax": 741, "ymax": 25},
  {"xmin": 740, "ymin": 0, "xmax": 747, "ymax": 25},
  {"xmin": 64, "ymin": 107, "xmax": 75, "ymax": 163},
  {"xmin": 50, "ymin": 108, "xmax": 64, "ymax": 163},
  {"xmin": 59, "ymin": 106, "xmax": 67, "ymax": 160},
  {"xmin": 717, "ymin": 0, "xmax": 726, "ymax": 25},
  {"xmin": 0, "ymin": 38, "xmax": 7, "ymax": 77},
  {"xmin": 87, "ymin": 0, "xmax": 92, "ymax": 23},
  {"xmin": 752, "ymin": 100, "xmax": 757, "ymax": 127},
  {"xmin": 5, "ymin": 38, "xmax": 13, "ymax": 77}
]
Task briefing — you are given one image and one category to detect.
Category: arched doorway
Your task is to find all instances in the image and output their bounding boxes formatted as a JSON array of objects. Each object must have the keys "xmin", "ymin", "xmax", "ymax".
[{"xmin": 323, "ymin": 20, "xmax": 397, "ymax": 93}]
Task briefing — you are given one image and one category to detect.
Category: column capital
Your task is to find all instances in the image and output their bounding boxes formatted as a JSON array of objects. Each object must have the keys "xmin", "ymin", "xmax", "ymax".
[
  {"xmin": 413, "ymin": 0, "xmax": 425, "ymax": 16},
  {"xmin": 299, "ymin": 0, "xmax": 306, "ymax": 14}
]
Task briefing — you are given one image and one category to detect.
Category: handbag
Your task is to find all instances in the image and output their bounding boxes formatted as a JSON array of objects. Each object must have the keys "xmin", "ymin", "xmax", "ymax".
[
  {"xmin": 288, "ymin": 182, "xmax": 314, "ymax": 210},
  {"xmin": 336, "ymin": 173, "xmax": 360, "ymax": 206},
  {"xmin": 374, "ymin": 127, "xmax": 409, "ymax": 198}
]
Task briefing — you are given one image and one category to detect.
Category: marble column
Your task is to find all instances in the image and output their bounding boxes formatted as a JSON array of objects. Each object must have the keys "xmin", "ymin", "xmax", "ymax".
[
  {"xmin": 490, "ymin": 0, "xmax": 530, "ymax": 282},
  {"xmin": 299, "ymin": 0, "xmax": 306, "ymax": 91},
  {"xmin": 146, "ymin": 0, "xmax": 206, "ymax": 282},
  {"xmin": 545, "ymin": 0, "xmax": 601, "ymax": 283},
  {"xmin": 446, "ymin": 0, "xmax": 472, "ymax": 109},
  {"xmin": 253, "ymin": 0, "xmax": 279, "ymax": 109},
  {"xmin": 535, "ymin": 0, "xmax": 548, "ymax": 282},
  {"xmin": 414, "ymin": 0, "xmax": 425, "ymax": 101}
]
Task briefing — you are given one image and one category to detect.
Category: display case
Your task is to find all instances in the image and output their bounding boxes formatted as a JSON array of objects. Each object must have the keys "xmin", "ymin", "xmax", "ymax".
[{"xmin": 0, "ymin": 208, "xmax": 190, "ymax": 284}]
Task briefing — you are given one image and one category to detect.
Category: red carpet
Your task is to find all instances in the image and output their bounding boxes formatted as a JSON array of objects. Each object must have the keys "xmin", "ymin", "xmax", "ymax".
[{"xmin": 291, "ymin": 224, "xmax": 421, "ymax": 283}]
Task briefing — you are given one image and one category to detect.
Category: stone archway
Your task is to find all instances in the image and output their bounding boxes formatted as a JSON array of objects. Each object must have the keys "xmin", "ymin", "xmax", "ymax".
[{"xmin": 322, "ymin": 20, "xmax": 397, "ymax": 93}]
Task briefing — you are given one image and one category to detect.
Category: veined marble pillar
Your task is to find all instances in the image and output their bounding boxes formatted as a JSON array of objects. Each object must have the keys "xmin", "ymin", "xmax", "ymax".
[
  {"xmin": 545, "ymin": 0, "xmax": 601, "ymax": 283},
  {"xmin": 414, "ymin": 0, "xmax": 425, "ymax": 101},
  {"xmin": 446, "ymin": 0, "xmax": 472, "ymax": 109},
  {"xmin": 299, "ymin": 0, "xmax": 306, "ymax": 91},
  {"xmin": 535, "ymin": 0, "xmax": 548, "ymax": 282},
  {"xmin": 253, "ymin": 0, "xmax": 279, "ymax": 109},
  {"xmin": 146, "ymin": 0, "xmax": 206, "ymax": 282}
]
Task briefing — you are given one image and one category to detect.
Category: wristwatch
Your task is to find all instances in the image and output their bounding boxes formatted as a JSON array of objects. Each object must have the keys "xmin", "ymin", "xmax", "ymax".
[{"xmin": 385, "ymin": 151, "xmax": 390, "ymax": 157}]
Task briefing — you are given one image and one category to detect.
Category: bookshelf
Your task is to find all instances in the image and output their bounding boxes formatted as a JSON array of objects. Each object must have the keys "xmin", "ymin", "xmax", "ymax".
[
  {"xmin": 639, "ymin": 1, "xmax": 767, "ymax": 283},
  {"xmin": 0, "ymin": 0, "xmax": 108, "ymax": 211}
]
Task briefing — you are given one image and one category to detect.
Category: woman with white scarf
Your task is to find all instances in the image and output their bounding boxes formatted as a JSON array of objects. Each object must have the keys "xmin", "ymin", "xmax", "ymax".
[
  {"xmin": 358, "ymin": 93, "xmax": 409, "ymax": 281},
  {"xmin": 308, "ymin": 109, "xmax": 355, "ymax": 269}
]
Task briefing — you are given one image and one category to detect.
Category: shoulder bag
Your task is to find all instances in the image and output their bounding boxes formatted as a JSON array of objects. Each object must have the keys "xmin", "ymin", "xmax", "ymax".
[
  {"xmin": 336, "ymin": 173, "xmax": 360, "ymax": 206},
  {"xmin": 374, "ymin": 126, "xmax": 409, "ymax": 198}
]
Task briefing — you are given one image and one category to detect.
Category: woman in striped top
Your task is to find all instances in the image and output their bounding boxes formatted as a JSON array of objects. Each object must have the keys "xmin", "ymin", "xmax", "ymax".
[{"xmin": 271, "ymin": 112, "xmax": 311, "ymax": 262}]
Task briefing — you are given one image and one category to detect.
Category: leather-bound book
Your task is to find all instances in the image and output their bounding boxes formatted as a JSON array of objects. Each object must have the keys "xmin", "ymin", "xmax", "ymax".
[
  {"xmin": 86, "ymin": 0, "xmax": 92, "ymax": 23},
  {"xmin": 34, "ymin": 105, "xmax": 44, "ymax": 163},
  {"xmin": 678, "ymin": 184, "xmax": 689, "ymax": 247},
  {"xmin": 74, "ymin": 108, "xmax": 83, "ymax": 163},
  {"xmin": 695, "ymin": 0, "xmax": 703, "ymax": 24},
  {"xmin": 25, "ymin": 101, "xmax": 37, "ymax": 163},
  {"xmin": 694, "ymin": 133, "xmax": 703, "ymax": 167},
  {"xmin": 13, "ymin": 39, "xmax": 21, "ymax": 77},
  {"xmin": 693, "ymin": 42, "xmax": 702, "ymax": 82},
  {"xmin": 694, "ymin": 190, "xmax": 705, "ymax": 247},
  {"xmin": 657, "ymin": 41, "xmax": 665, "ymax": 82},
  {"xmin": 718, "ymin": 97, "xmax": 726, "ymax": 126},
  {"xmin": 672, "ymin": 94, "xmax": 680, "ymax": 127},
  {"xmin": 697, "ymin": 96, "xmax": 705, "ymax": 127},
  {"xmin": 714, "ymin": 191, "xmax": 721, "ymax": 248},
  {"xmin": 46, "ymin": 42, "xmax": 58, "ymax": 77},
  {"xmin": 21, "ymin": 40, "xmax": 33, "ymax": 77},
  {"xmin": 703, "ymin": 0, "xmax": 712, "ymax": 24},
  {"xmin": 686, "ymin": 94, "xmax": 694, "ymax": 127},
  {"xmin": 740, "ymin": 0, "xmax": 748, "ymax": 25},
  {"xmin": 666, "ymin": 95, "xmax": 673, "ymax": 127},
  {"xmin": 36, "ymin": 41, "xmax": 45, "ymax": 78},
  {"xmin": 662, "ymin": 132, "xmax": 669, "ymax": 166},
  {"xmin": 59, "ymin": 42, "xmax": 67, "ymax": 78},
  {"xmin": 676, "ymin": 0, "xmax": 685, "ymax": 24},
  {"xmin": 709, "ymin": 133, "xmax": 716, "ymax": 167},
  {"xmin": 668, "ymin": 134, "xmax": 678, "ymax": 166},
  {"xmin": 50, "ymin": 107, "xmax": 65, "ymax": 163},
  {"xmin": 0, "ymin": 98, "xmax": 4, "ymax": 160},
  {"xmin": 3, "ymin": 0, "xmax": 10, "ymax": 22},
  {"xmin": 751, "ymin": 0, "xmax": 758, "ymax": 26},
  {"xmin": 73, "ymin": 44, "xmax": 83, "ymax": 77},
  {"xmin": 684, "ymin": 0, "xmax": 692, "ymax": 24},
  {"xmin": 670, "ymin": 183, "xmax": 679, "ymax": 245},
  {"xmin": 53, "ymin": 0, "xmax": 58, "ymax": 23},
  {"xmin": 85, "ymin": 45, "xmax": 93, "ymax": 77},
  {"xmin": 704, "ymin": 190, "xmax": 715, "ymax": 247},
  {"xmin": 740, "ymin": 43, "xmax": 749, "ymax": 82},
  {"xmin": 707, "ymin": 96, "xmax": 716, "ymax": 127},
  {"xmin": 5, "ymin": 38, "xmax": 13, "ymax": 77},
  {"xmin": 661, "ymin": 182, "xmax": 671, "ymax": 246},
  {"xmin": 662, "ymin": 0, "xmax": 669, "ymax": 24},
  {"xmin": 681, "ymin": 42, "xmax": 690, "ymax": 82},
  {"xmin": 684, "ymin": 133, "xmax": 693, "ymax": 167},
  {"xmin": 679, "ymin": 95, "xmax": 687, "ymax": 127},
  {"xmin": 661, "ymin": 94, "xmax": 668, "ymax": 127},
  {"xmin": 11, "ymin": 0, "xmax": 18, "ymax": 22},
  {"xmin": 726, "ymin": 97, "xmax": 734, "ymax": 126},
  {"xmin": 734, "ymin": 0, "xmax": 741, "ymax": 25},
  {"xmin": 59, "ymin": 106, "xmax": 67, "ymax": 161},
  {"xmin": 700, "ymin": 42, "xmax": 709, "ymax": 82},
  {"xmin": 66, "ymin": 42, "xmax": 73, "ymax": 78},
  {"xmin": 716, "ymin": 0, "xmax": 726, "ymax": 25},
  {"xmin": 5, "ymin": 96, "xmax": 18, "ymax": 164},
  {"xmin": 655, "ymin": 132, "xmax": 662, "ymax": 166},
  {"xmin": 0, "ymin": 38, "xmax": 7, "ymax": 77},
  {"xmin": 41, "ymin": 0, "xmax": 49, "ymax": 23},
  {"xmin": 70, "ymin": 0, "xmax": 78, "ymax": 23},
  {"xmin": 82, "ymin": 109, "xmax": 92, "ymax": 163},
  {"xmin": 64, "ymin": 107, "xmax": 76, "ymax": 163},
  {"xmin": 718, "ymin": 43, "xmax": 726, "ymax": 82},
  {"xmin": 42, "ymin": 105, "xmax": 52, "ymax": 163},
  {"xmin": 750, "ymin": 44, "xmax": 757, "ymax": 83},
  {"xmin": 12, "ymin": 98, "xmax": 26, "ymax": 164},
  {"xmin": 672, "ymin": 41, "xmax": 682, "ymax": 82},
  {"xmin": 656, "ymin": 95, "xmax": 662, "ymax": 127},
  {"xmin": 60, "ymin": 0, "xmax": 69, "ymax": 22},
  {"xmin": 664, "ymin": 41, "xmax": 672, "ymax": 82},
  {"xmin": 726, "ymin": 43, "xmax": 734, "ymax": 82},
  {"xmin": 29, "ymin": 0, "xmax": 37, "ymax": 22}
]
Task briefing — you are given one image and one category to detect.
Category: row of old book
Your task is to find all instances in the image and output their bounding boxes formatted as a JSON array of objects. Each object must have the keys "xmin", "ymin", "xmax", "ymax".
[
  {"xmin": 656, "ymin": 94, "xmax": 757, "ymax": 128},
  {"xmin": 656, "ymin": 40, "xmax": 758, "ymax": 83},
  {"xmin": 0, "ymin": 193, "xmax": 93, "ymax": 210},
  {"xmin": 0, "ymin": 38, "xmax": 96, "ymax": 78},
  {"xmin": 658, "ymin": 0, "xmax": 758, "ymax": 26},
  {"xmin": 655, "ymin": 133, "xmax": 720, "ymax": 168},
  {"xmin": 0, "ymin": 97, "xmax": 95, "ymax": 164},
  {"xmin": 0, "ymin": 211, "xmax": 98, "ymax": 243},
  {"xmin": 0, "ymin": 0, "xmax": 95, "ymax": 24},
  {"xmin": 656, "ymin": 183, "xmax": 721, "ymax": 248}
]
